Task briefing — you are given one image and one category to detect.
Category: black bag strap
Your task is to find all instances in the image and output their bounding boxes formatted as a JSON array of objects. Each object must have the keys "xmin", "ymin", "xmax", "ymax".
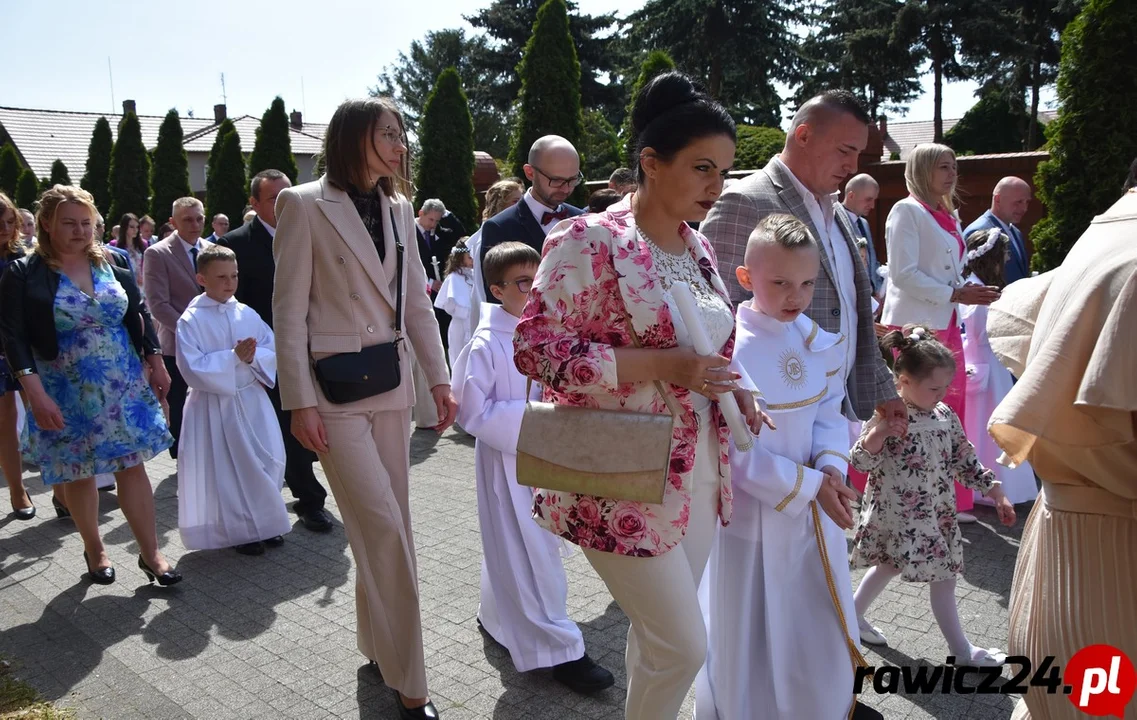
[{"xmin": 388, "ymin": 207, "xmax": 405, "ymax": 341}]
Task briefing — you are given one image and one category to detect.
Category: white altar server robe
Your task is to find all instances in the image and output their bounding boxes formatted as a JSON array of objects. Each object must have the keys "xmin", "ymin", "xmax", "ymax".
[
  {"xmin": 434, "ymin": 269, "xmax": 474, "ymax": 368},
  {"xmin": 698, "ymin": 305, "xmax": 860, "ymax": 720},
  {"xmin": 175, "ymin": 294, "xmax": 290, "ymax": 550},
  {"xmin": 451, "ymin": 304, "xmax": 584, "ymax": 672}
]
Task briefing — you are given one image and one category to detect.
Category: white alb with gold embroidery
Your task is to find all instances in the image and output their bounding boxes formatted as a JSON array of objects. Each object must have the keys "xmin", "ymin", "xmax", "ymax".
[{"xmin": 696, "ymin": 302, "xmax": 861, "ymax": 720}]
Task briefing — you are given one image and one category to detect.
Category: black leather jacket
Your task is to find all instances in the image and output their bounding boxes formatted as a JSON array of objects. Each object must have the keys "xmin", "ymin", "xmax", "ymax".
[{"xmin": 0, "ymin": 251, "xmax": 161, "ymax": 375}]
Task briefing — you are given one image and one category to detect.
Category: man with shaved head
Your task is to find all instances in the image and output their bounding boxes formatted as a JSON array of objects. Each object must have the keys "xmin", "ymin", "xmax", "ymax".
[
  {"xmin": 839, "ymin": 173, "xmax": 882, "ymax": 295},
  {"xmin": 963, "ymin": 176, "xmax": 1033, "ymax": 285},
  {"xmin": 701, "ymin": 91, "xmax": 902, "ymax": 434},
  {"xmin": 478, "ymin": 135, "xmax": 584, "ymax": 301}
]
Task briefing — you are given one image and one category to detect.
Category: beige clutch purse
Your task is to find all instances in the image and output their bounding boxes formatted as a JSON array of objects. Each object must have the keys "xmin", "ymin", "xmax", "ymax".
[{"xmin": 515, "ymin": 315, "xmax": 682, "ymax": 505}]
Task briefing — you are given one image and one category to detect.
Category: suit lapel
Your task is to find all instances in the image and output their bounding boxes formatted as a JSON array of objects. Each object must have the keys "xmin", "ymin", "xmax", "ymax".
[
  {"xmin": 315, "ymin": 180, "xmax": 394, "ymax": 308},
  {"xmin": 611, "ymin": 211, "xmax": 675, "ymax": 345},
  {"xmin": 515, "ymin": 200, "xmax": 547, "ymax": 252},
  {"xmin": 169, "ymin": 234, "xmax": 199, "ymax": 285},
  {"xmin": 767, "ymin": 164, "xmax": 839, "ymax": 289}
]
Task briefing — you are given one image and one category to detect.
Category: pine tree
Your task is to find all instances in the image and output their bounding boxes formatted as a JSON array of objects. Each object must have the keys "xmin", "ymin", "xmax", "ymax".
[
  {"xmin": 49, "ymin": 159, "xmax": 71, "ymax": 186},
  {"xmin": 943, "ymin": 92, "xmax": 1032, "ymax": 154},
  {"xmin": 622, "ymin": 50, "xmax": 676, "ymax": 165},
  {"xmin": 581, "ymin": 110, "xmax": 621, "ymax": 182},
  {"xmin": 150, "ymin": 109, "xmax": 192, "ymax": 221},
  {"xmin": 248, "ymin": 96, "xmax": 299, "ymax": 185},
  {"xmin": 1030, "ymin": 0, "xmax": 1137, "ymax": 271},
  {"xmin": 80, "ymin": 116, "xmax": 114, "ymax": 219},
  {"xmin": 414, "ymin": 68, "xmax": 479, "ymax": 233},
  {"xmin": 508, "ymin": 0, "xmax": 585, "ymax": 199},
  {"xmin": 38, "ymin": 177, "xmax": 51, "ymax": 196},
  {"xmin": 108, "ymin": 112, "xmax": 151, "ymax": 221},
  {"xmin": 0, "ymin": 144, "xmax": 22, "ymax": 198},
  {"xmin": 15, "ymin": 169, "xmax": 38, "ymax": 209},
  {"xmin": 206, "ymin": 123, "xmax": 248, "ymax": 225},
  {"xmin": 735, "ymin": 126, "xmax": 786, "ymax": 171}
]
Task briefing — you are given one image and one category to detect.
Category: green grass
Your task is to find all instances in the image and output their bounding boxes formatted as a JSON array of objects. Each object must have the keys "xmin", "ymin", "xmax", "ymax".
[{"xmin": 0, "ymin": 660, "xmax": 74, "ymax": 720}]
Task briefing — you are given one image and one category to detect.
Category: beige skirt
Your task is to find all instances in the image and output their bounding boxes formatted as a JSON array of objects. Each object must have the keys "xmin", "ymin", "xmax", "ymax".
[{"xmin": 1008, "ymin": 486, "xmax": 1137, "ymax": 719}]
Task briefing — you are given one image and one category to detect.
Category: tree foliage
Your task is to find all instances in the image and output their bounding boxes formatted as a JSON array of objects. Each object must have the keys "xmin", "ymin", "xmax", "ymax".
[
  {"xmin": 414, "ymin": 68, "xmax": 480, "ymax": 233},
  {"xmin": 944, "ymin": 92, "xmax": 1033, "ymax": 154},
  {"xmin": 796, "ymin": 0, "xmax": 922, "ymax": 118},
  {"xmin": 248, "ymin": 96, "xmax": 299, "ymax": 184},
  {"xmin": 80, "ymin": 116, "xmax": 114, "ymax": 219},
  {"xmin": 1030, "ymin": 0, "xmax": 1137, "ymax": 271},
  {"xmin": 150, "ymin": 110, "xmax": 192, "ymax": 221},
  {"xmin": 49, "ymin": 159, "xmax": 71, "ymax": 186},
  {"xmin": 507, "ymin": 0, "xmax": 585, "ymax": 186},
  {"xmin": 622, "ymin": 50, "xmax": 676, "ymax": 165},
  {"xmin": 735, "ymin": 126, "xmax": 786, "ymax": 171},
  {"xmin": 625, "ymin": 0, "xmax": 805, "ymax": 127},
  {"xmin": 375, "ymin": 29, "xmax": 511, "ymax": 160},
  {"xmin": 465, "ymin": 0, "xmax": 623, "ymax": 124},
  {"xmin": 581, "ymin": 110, "xmax": 622, "ymax": 182},
  {"xmin": 108, "ymin": 111, "xmax": 152, "ymax": 221},
  {"xmin": 0, "ymin": 144, "xmax": 21, "ymax": 198},
  {"xmin": 15, "ymin": 169, "xmax": 38, "ymax": 209},
  {"xmin": 206, "ymin": 120, "xmax": 248, "ymax": 226}
]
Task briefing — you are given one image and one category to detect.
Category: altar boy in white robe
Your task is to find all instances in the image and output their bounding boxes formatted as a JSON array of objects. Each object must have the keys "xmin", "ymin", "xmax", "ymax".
[
  {"xmin": 697, "ymin": 215, "xmax": 877, "ymax": 720},
  {"xmin": 451, "ymin": 242, "xmax": 615, "ymax": 694},
  {"xmin": 175, "ymin": 244, "xmax": 291, "ymax": 556}
]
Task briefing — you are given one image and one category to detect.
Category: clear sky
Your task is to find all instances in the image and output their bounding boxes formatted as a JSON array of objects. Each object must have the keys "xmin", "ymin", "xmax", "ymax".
[{"xmin": 3, "ymin": 0, "xmax": 1051, "ymax": 128}]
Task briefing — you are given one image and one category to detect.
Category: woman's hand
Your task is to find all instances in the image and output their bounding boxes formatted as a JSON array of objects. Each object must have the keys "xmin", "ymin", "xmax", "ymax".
[
  {"xmin": 146, "ymin": 356, "xmax": 171, "ymax": 401},
  {"xmin": 662, "ymin": 348, "xmax": 740, "ymax": 400},
  {"xmin": 30, "ymin": 394, "xmax": 64, "ymax": 431},
  {"xmin": 953, "ymin": 283, "xmax": 1001, "ymax": 306},
  {"xmin": 430, "ymin": 384, "xmax": 458, "ymax": 433},
  {"xmin": 292, "ymin": 407, "xmax": 329, "ymax": 453},
  {"xmin": 732, "ymin": 387, "xmax": 776, "ymax": 436}
]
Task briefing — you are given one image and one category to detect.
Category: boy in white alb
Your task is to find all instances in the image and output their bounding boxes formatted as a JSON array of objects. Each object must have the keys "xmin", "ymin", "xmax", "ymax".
[
  {"xmin": 176, "ymin": 245, "xmax": 291, "ymax": 556},
  {"xmin": 451, "ymin": 242, "xmax": 614, "ymax": 694},
  {"xmin": 697, "ymin": 215, "xmax": 877, "ymax": 720}
]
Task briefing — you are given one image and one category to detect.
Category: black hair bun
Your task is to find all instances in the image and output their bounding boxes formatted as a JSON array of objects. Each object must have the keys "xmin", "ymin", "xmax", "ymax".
[{"xmin": 632, "ymin": 71, "xmax": 705, "ymax": 138}]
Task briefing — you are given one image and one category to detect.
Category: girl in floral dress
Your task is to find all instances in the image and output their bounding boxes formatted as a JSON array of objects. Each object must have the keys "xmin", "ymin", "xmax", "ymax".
[{"xmin": 849, "ymin": 325, "xmax": 1016, "ymax": 667}]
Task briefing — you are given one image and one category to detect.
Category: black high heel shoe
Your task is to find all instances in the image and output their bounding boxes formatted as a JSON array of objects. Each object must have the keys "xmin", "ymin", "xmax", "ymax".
[
  {"xmin": 83, "ymin": 551, "xmax": 115, "ymax": 585},
  {"xmin": 393, "ymin": 691, "xmax": 439, "ymax": 720},
  {"xmin": 138, "ymin": 555, "xmax": 182, "ymax": 586},
  {"xmin": 52, "ymin": 495, "xmax": 70, "ymax": 518},
  {"xmin": 10, "ymin": 490, "xmax": 35, "ymax": 521}
]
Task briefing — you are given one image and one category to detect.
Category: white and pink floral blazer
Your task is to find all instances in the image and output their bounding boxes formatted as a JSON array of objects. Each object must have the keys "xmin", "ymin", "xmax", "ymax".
[{"xmin": 514, "ymin": 196, "xmax": 736, "ymax": 557}]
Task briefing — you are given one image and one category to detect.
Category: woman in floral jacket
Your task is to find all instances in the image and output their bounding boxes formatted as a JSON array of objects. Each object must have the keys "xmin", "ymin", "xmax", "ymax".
[{"xmin": 514, "ymin": 72, "xmax": 765, "ymax": 720}]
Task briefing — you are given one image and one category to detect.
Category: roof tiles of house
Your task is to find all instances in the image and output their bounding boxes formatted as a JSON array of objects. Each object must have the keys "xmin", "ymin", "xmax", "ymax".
[
  {"xmin": 880, "ymin": 110, "xmax": 1058, "ymax": 161},
  {"xmin": 0, "ymin": 106, "xmax": 327, "ymax": 180}
]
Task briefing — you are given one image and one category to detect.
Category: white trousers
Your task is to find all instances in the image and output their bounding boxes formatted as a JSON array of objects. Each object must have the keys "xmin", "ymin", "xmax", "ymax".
[{"xmin": 583, "ymin": 412, "xmax": 720, "ymax": 720}]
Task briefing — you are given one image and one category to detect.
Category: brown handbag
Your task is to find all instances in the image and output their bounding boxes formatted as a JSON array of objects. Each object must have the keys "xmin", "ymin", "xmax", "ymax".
[{"xmin": 515, "ymin": 313, "xmax": 683, "ymax": 504}]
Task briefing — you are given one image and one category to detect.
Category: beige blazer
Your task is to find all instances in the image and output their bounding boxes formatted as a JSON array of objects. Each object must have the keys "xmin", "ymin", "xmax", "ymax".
[
  {"xmin": 142, "ymin": 233, "xmax": 212, "ymax": 355},
  {"xmin": 272, "ymin": 176, "xmax": 448, "ymax": 413}
]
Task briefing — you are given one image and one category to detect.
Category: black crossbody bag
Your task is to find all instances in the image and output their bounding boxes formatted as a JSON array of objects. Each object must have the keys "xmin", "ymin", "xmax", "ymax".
[{"xmin": 312, "ymin": 208, "xmax": 405, "ymax": 404}]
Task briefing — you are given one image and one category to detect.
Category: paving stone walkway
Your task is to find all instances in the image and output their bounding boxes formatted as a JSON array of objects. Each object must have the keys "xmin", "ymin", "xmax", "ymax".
[{"xmin": 0, "ymin": 427, "xmax": 1029, "ymax": 719}]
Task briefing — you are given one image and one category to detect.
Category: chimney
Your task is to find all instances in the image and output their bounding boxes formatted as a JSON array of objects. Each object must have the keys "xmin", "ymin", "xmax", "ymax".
[
  {"xmin": 122, "ymin": 99, "xmax": 136, "ymax": 116},
  {"xmin": 214, "ymin": 103, "xmax": 227, "ymax": 124},
  {"xmin": 290, "ymin": 110, "xmax": 303, "ymax": 130},
  {"xmin": 878, "ymin": 114, "xmax": 888, "ymax": 139}
]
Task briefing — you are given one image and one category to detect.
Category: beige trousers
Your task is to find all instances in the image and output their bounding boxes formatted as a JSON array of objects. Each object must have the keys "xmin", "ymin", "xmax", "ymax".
[
  {"xmin": 583, "ymin": 412, "xmax": 720, "ymax": 720},
  {"xmin": 317, "ymin": 407, "xmax": 428, "ymax": 698}
]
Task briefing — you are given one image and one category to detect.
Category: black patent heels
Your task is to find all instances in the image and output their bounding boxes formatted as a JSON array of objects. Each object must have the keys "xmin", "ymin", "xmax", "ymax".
[
  {"xmin": 83, "ymin": 551, "xmax": 115, "ymax": 585},
  {"xmin": 52, "ymin": 495, "xmax": 70, "ymax": 518},
  {"xmin": 138, "ymin": 555, "xmax": 182, "ymax": 586},
  {"xmin": 10, "ymin": 490, "xmax": 35, "ymax": 521}
]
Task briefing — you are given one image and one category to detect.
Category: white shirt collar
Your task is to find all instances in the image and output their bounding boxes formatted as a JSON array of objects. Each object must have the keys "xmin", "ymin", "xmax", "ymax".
[
  {"xmin": 178, "ymin": 235, "xmax": 201, "ymax": 251},
  {"xmin": 257, "ymin": 217, "xmax": 276, "ymax": 238},
  {"xmin": 989, "ymin": 211, "xmax": 1015, "ymax": 236},
  {"xmin": 523, "ymin": 189, "xmax": 557, "ymax": 224}
]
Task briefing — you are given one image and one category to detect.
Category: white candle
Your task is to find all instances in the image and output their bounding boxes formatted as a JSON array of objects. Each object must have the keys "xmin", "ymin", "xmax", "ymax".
[
  {"xmin": 670, "ymin": 282, "xmax": 754, "ymax": 452},
  {"xmin": 431, "ymin": 256, "xmax": 442, "ymax": 282}
]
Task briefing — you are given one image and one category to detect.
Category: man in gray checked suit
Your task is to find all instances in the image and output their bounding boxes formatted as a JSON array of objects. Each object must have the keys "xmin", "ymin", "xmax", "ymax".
[{"xmin": 701, "ymin": 91, "xmax": 905, "ymax": 429}]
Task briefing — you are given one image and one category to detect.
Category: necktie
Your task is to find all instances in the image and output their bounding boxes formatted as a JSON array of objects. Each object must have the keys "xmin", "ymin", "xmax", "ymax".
[
  {"xmin": 190, "ymin": 246, "xmax": 198, "ymax": 272},
  {"xmin": 541, "ymin": 207, "xmax": 570, "ymax": 226},
  {"xmin": 856, "ymin": 217, "xmax": 868, "ymax": 239}
]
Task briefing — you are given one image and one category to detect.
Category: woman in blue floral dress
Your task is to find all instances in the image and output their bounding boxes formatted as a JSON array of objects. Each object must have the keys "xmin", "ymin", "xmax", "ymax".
[{"xmin": 0, "ymin": 186, "xmax": 181, "ymax": 586}]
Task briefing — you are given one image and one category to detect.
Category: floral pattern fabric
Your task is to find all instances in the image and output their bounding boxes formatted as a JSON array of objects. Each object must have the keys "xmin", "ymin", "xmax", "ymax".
[
  {"xmin": 513, "ymin": 194, "xmax": 736, "ymax": 557},
  {"xmin": 26, "ymin": 262, "xmax": 172, "ymax": 484},
  {"xmin": 849, "ymin": 402, "xmax": 995, "ymax": 582}
]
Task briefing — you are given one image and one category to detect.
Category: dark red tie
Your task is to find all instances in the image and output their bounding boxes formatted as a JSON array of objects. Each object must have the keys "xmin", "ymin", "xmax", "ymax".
[{"xmin": 541, "ymin": 208, "xmax": 570, "ymax": 225}]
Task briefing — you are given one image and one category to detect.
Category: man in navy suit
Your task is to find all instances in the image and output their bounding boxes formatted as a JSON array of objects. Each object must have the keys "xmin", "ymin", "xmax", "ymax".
[
  {"xmin": 963, "ymin": 177, "xmax": 1033, "ymax": 285},
  {"xmin": 479, "ymin": 135, "xmax": 584, "ymax": 301},
  {"xmin": 838, "ymin": 173, "xmax": 882, "ymax": 296}
]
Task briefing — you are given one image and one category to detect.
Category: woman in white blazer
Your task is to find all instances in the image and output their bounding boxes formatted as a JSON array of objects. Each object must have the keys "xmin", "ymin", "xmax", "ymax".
[
  {"xmin": 881, "ymin": 143, "xmax": 1000, "ymax": 517},
  {"xmin": 272, "ymin": 98, "xmax": 456, "ymax": 720}
]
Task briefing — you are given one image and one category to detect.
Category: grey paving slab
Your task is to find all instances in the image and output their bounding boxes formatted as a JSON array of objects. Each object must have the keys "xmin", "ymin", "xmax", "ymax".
[{"xmin": 0, "ymin": 426, "xmax": 1029, "ymax": 719}]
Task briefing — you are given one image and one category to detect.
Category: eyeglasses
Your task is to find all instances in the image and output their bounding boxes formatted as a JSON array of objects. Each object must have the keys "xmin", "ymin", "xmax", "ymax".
[
  {"xmin": 531, "ymin": 165, "xmax": 583, "ymax": 190},
  {"xmin": 495, "ymin": 277, "xmax": 534, "ymax": 293},
  {"xmin": 378, "ymin": 126, "xmax": 407, "ymax": 147}
]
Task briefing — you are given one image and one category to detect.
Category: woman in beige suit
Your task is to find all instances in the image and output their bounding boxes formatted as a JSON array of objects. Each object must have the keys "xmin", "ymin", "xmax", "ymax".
[{"xmin": 272, "ymin": 97, "xmax": 455, "ymax": 720}]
